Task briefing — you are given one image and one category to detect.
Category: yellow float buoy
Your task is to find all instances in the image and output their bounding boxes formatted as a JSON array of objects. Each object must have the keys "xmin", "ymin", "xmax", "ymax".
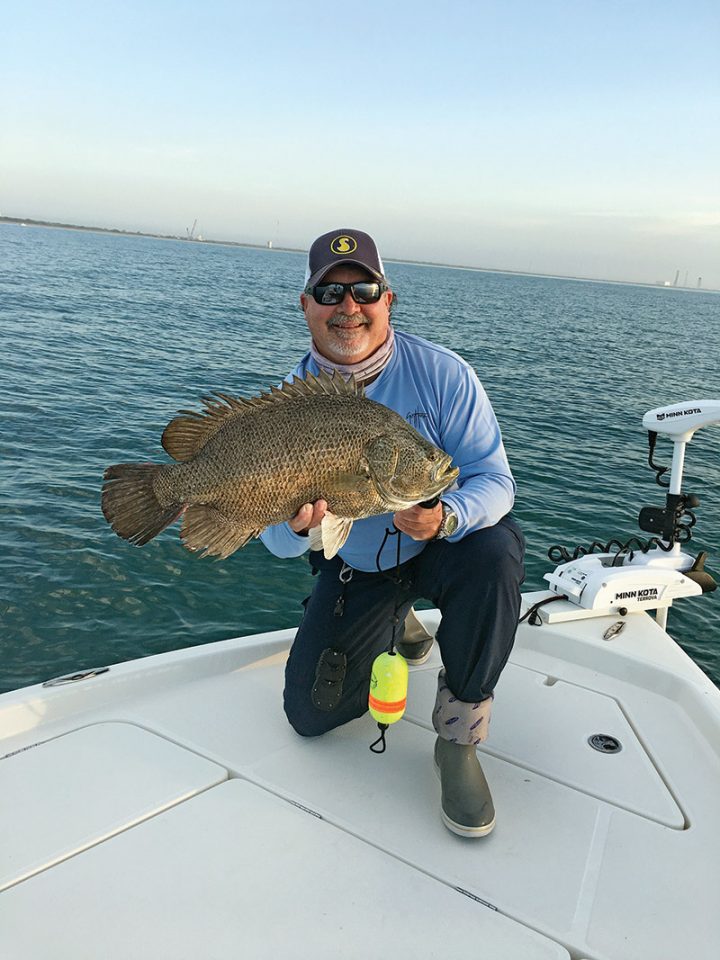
[{"xmin": 369, "ymin": 650, "xmax": 408, "ymax": 726}]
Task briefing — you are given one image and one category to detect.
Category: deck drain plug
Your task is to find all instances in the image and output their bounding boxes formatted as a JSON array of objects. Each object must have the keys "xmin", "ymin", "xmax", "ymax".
[{"xmin": 588, "ymin": 734, "xmax": 622, "ymax": 753}]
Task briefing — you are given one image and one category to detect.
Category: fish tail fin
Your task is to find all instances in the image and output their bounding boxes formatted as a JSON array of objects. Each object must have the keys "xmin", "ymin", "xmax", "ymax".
[{"xmin": 102, "ymin": 463, "xmax": 183, "ymax": 546}]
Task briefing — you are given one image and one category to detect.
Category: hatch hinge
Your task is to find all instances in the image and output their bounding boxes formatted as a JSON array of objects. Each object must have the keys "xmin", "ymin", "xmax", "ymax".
[
  {"xmin": 285, "ymin": 798, "xmax": 323, "ymax": 819},
  {"xmin": 455, "ymin": 886, "xmax": 498, "ymax": 910}
]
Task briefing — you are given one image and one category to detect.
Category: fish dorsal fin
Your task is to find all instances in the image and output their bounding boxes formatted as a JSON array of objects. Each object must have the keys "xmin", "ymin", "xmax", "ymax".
[
  {"xmin": 161, "ymin": 371, "xmax": 363, "ymax": 462},
  {"xmin": 161, "ymin": 393, "xmax": 255, "ymax": 462},
  {"xmin": 277, "ymin": 369, "xmax": 364, "ymax": 400}
]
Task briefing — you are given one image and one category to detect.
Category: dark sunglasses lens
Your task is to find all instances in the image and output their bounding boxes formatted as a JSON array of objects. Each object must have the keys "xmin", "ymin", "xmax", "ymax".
[
  {"xmin": 351, "ymin": 282, "xmax": 381, "ymax": 303},
  {"xmin": 316, "ymin": 284, "xmax": 344, "ymax": 304},
  {"xmin": 312, "ymin": 281, "xmax": 383, "ymax": 304}
]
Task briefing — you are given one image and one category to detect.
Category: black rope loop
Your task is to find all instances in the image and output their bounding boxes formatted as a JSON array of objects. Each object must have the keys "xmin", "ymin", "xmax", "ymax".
[
  {"xmin": 369, "ymin": 723, "xmax": 389, "ymax": 753},
  {"xmin": 375, "ymin": 525, "xmax": 403, "ymax": 583}
]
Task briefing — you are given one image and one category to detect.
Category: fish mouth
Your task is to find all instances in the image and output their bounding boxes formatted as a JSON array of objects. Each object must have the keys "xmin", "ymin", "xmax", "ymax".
[
  {"xmin": 428, "ymin": 458, "xmax": 459, "ymax": 496},
  {"xmin": 371, "ymin": 455, "xmax": 459, "ymax": 509}
]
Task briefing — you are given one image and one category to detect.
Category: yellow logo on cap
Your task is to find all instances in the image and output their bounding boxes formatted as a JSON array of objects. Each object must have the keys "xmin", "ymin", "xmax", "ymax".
[{"xmin": 330, "ymin": 235, "xmax": 357, "ymax": 255}]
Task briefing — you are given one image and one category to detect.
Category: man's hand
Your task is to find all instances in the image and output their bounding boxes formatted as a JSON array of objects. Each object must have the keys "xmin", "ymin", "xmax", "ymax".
[
  {"xmin": 289, "ymin": 499, "xmax": 328, "ymax": 535},
  {"xmin": 393, "ymin": 503, "xmax": 443, "ymax": 541}
]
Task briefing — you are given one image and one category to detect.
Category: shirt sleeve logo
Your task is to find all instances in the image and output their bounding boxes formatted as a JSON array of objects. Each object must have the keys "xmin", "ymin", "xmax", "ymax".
[
  {"xmin": 406, "ymin": 409, "xmax": 430, "ymax": 427},
  {"xmin": 330, "ymin": 235, "xmax": 358, "ymax": 255}
]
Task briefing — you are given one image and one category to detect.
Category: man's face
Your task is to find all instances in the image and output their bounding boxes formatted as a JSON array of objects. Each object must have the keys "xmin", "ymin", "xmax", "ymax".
[{"xmin": 300, "ymin": 265, "xmax": 393, "ymax": 365}]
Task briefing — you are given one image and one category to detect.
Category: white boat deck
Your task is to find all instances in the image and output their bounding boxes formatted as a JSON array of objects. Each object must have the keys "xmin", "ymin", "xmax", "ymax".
[{"xmin": 1, "ymin": 592, "xmax": 719, "ymax": 959}]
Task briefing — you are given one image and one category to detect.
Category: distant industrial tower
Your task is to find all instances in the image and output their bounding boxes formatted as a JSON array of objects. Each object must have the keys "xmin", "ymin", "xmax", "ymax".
[
  {"xmin": 697, "ymin": 277, "xmax": 703, "ymax": 289},
  {"xmin": 673, "ymin": 269, "xmax": 680, "ymax": 286}
]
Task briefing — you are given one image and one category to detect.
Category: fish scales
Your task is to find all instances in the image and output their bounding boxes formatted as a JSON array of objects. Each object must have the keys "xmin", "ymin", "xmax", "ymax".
[
  {"xmin": 155, "ymin": 395, "xmax": 388, "ymax": 522},
  {"xmin": 102, "ymin": 370, "xmax": 459, "ymax": 559}
]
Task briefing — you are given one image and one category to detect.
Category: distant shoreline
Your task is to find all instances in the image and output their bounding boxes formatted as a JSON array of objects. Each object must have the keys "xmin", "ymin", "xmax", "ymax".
[{"xmin": 1, "ymin": 215, "xmax": 716, "ymax": 293}]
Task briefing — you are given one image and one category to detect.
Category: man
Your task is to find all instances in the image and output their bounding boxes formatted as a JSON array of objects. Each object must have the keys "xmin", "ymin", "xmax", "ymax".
[{"xmin": 261, "ymin": 228, "xmax": 524, "ymax": 837}]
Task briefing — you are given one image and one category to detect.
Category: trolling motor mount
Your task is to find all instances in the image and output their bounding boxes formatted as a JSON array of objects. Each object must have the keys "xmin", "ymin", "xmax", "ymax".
[{"xmin": 637, "ymin": 492, "xmax": 698, "ymax": 545}]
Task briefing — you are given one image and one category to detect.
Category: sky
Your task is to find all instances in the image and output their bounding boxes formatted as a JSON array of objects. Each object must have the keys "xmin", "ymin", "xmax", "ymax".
[{"xmin": 2, "ymin": 0, "xmax": 719, "ymax": 288}]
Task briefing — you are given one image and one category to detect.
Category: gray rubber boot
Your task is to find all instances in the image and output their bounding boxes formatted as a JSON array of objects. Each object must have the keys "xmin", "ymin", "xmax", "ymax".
[
  {"xmin": 395, "ymin": 608, "xmax": 434, "ymax": 666},
  {"xmin": 434, "ymin": 736, "xmax": 496, "ymax": 837}
]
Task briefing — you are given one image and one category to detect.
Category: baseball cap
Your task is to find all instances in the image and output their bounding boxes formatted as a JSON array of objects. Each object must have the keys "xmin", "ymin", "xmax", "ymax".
[{"xmin": 304, "ymin": 228, "xmax": 386, "ymax": 287}]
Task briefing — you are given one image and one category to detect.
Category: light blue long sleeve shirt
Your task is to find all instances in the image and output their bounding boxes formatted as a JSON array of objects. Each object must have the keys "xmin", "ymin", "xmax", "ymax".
[{"xmin": 259, "ymin": 331, "xmax": 516, "ymax": 572}]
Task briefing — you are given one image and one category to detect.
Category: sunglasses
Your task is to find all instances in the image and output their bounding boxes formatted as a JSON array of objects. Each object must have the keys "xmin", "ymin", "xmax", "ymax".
[{"xmin": 305, "ymin": 281, "xmax": 388, "ymax": 305}]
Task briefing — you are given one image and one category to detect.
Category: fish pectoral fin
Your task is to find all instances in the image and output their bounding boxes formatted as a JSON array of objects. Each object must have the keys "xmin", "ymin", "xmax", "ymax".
[
  {"xmin": 320, "ymin": 512, "xmax": 353, "ymax": 560},
  {"xmin": 181, "ymin": 505, "xmax": 259, "ymax": 559},
  {"xmin": 308, "ymin": 524, "xmax": 324, "ymax": 554}
]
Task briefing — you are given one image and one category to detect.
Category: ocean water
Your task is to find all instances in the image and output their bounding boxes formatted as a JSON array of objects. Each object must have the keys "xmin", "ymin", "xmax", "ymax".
[{"xmin": 1, "ymin": 223, "xmax": 718, "ymax": 694}]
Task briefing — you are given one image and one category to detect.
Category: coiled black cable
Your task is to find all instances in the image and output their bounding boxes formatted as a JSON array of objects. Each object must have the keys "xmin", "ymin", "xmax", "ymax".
[
  {"xmin": 548, "ymin": 535, "xmax": 678, "ymax": 567},
  {"xmin": 647, "ymin": 431, "xmax": 671, "ymax": 488}
]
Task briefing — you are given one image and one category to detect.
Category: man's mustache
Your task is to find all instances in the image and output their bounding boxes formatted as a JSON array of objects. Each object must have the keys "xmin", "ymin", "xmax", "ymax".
[{"xmin": 328, "ymin": 314, "xmax": 370, "ymax": 328}]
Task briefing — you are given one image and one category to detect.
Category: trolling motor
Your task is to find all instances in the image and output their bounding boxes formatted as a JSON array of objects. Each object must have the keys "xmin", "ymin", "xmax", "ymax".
[{"xmin": 542, "ymin": 400, "xmax": 720, "ymax": 626}]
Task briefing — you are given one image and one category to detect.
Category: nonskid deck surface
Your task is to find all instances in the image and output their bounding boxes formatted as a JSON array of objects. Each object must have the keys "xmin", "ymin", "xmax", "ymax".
[{"xmin": 1, "ymin": 596, "xmax": 719, "ymax": 960}]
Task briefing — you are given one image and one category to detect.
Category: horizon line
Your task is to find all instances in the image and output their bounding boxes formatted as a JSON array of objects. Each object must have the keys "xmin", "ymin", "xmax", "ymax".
[{"xmin": 1, "ymin": 215, "xmax": 716, "ymax": 294}]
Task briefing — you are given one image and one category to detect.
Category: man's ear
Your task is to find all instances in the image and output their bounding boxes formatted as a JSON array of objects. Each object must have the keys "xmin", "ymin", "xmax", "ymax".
[{"xmin": 299, "ymin": 293, "xmax": 307, "ymax": 310}]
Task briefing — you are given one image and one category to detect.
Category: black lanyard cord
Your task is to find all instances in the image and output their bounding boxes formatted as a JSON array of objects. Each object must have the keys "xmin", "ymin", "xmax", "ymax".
[{"xmin": 374, "ymin": 524, "xmax": 405, "ymax": 654}]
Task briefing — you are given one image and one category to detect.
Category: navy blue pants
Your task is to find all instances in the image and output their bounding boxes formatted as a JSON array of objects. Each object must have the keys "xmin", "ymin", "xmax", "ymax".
[{"xmin": 283, "ymin": 515, "xmax": 525, "ymax": 737}]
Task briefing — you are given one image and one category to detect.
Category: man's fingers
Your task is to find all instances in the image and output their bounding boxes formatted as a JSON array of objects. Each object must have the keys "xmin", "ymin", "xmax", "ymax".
[
  {"xmin": 289, "ymin": 500, "xmax": 328, "ymax": 534},
  {"xmin": 289, "ymin": 503, "xmax": 313, "ymax": 533},
  {"xmin": 393, "ymin": 503, "xmax": 442, "ymax": 541},
  {"xmin": 309, "ymin": 499, "xmax": 328, "ymax": 528}
]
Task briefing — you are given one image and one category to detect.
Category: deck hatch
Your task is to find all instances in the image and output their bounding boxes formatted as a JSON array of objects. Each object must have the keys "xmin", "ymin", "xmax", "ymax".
[{"xmin": 0, "ymin": 721, "xmax": 227, "ymax": 891}]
